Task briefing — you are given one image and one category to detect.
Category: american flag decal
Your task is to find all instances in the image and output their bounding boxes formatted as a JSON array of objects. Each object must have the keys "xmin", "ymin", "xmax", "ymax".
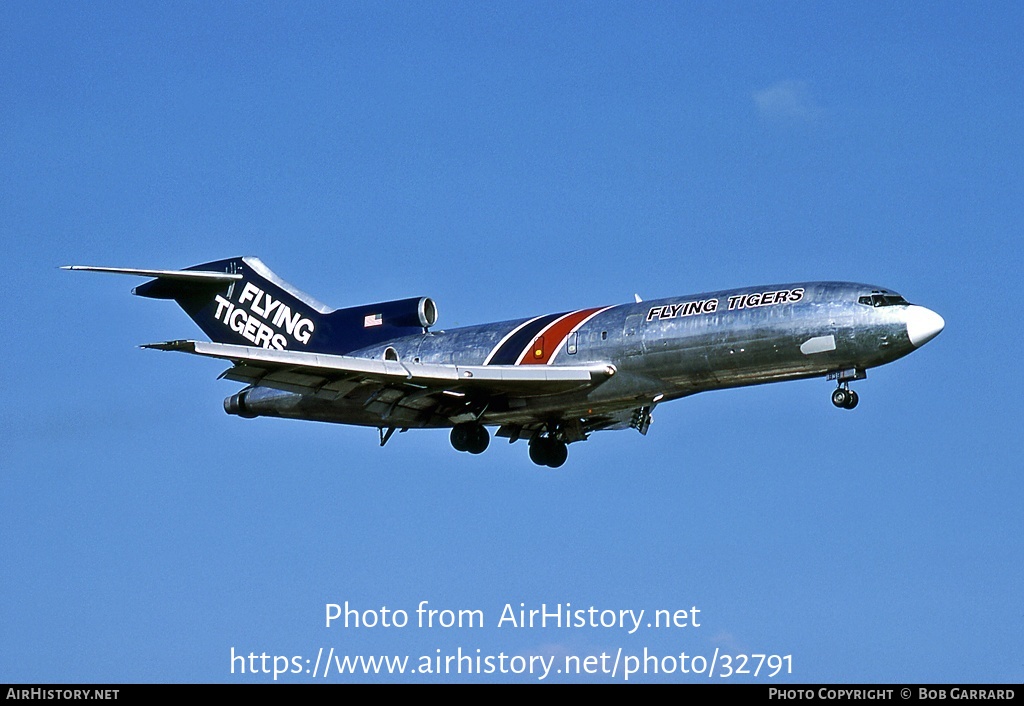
[{"xmin": 363, "ymin": 313, "xmax": 383, "ymax": 327}]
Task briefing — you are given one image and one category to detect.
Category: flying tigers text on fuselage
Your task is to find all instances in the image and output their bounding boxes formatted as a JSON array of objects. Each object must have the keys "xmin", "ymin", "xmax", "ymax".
[{"xmin": 644, "ymin": 287, "xmax": 805, "ymax": 322}]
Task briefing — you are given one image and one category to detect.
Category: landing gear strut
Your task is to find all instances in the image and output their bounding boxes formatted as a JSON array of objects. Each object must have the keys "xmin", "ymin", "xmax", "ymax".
[{"xmin": 450, "ymin": 423, "xmax": 490, "ymax": 454}]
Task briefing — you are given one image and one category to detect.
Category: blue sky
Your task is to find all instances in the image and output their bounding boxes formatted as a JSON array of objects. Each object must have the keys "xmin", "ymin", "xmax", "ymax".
[{"xmin": 2, "ymin": 2, "xmax": 1021, "ymax": 683}]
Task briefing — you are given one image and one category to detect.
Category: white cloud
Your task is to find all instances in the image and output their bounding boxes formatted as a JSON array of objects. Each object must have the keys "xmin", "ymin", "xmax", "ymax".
[{"xmin": 753, "ymin": 80, "xmax": 822, "ymax": 120}]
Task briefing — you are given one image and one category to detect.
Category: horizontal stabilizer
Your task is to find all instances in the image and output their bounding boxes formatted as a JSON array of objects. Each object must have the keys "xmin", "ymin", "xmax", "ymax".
[{"xmin": 61, "ymin": 265, "xmax": 243, "ymax": 283}]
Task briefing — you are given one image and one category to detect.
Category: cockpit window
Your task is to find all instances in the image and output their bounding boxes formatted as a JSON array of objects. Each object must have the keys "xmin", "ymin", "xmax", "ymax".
[{"xmin": 858, "ymin": 292, "xmax": 909, "ymax": 307}]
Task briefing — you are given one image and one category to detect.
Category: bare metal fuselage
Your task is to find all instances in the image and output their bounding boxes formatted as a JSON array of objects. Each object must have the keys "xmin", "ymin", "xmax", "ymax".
[{"xmin": 241, "ymin": 281, "xmax": 934, "ymax": 431}]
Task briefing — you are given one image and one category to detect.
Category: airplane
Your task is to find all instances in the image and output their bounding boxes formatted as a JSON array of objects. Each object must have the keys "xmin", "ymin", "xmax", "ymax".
[{"xmin": 63, "ymin": 257, "xmax": 944, "ymax": 467}]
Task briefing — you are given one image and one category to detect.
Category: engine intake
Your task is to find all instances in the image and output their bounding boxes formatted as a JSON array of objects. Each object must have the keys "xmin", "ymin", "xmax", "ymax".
[{"xmin": 376, "ymin": 296, "xmax": 437, "ymax": 329}]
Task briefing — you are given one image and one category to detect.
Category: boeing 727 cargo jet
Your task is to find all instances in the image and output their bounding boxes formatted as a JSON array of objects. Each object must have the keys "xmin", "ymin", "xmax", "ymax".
[{"xmin": 64, "ymin": 257, "xmax": 944, "ymax": 466}]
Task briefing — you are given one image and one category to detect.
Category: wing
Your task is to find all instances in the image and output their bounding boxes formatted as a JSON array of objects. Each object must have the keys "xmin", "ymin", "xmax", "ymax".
[{"xmin": 143, "ymin": 339, "xmax": 617, "ymax": 427}]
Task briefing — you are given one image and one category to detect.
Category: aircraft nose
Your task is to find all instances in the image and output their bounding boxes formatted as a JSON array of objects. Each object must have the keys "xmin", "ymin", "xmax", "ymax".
[{"xmin": 905, "ymin": 305, "xmax": 945, "ymax": 347}]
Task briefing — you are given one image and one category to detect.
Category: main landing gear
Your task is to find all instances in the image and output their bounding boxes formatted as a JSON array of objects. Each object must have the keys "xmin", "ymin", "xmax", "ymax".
[
  {"xmin": 450, "ymin": 423, "xmax": 490, "ymax": 455},
  {"xmin": 449, "ymin": 422, "xmax": 570, "ymax": 467},
  {"xmin": 528, "ymin": 435, "xmax": 568, "ymax": 468}
]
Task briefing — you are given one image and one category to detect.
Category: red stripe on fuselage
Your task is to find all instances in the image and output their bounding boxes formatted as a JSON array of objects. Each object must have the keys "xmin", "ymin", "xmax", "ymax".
[{"xmin": 519, "ymin": 306, "xmax": 609, "ymax": 365}]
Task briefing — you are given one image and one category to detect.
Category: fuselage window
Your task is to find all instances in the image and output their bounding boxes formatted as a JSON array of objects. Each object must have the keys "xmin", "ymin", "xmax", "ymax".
[{"xmin": 859, "ymin": 293, "xmax": 909, "ymax": 307}]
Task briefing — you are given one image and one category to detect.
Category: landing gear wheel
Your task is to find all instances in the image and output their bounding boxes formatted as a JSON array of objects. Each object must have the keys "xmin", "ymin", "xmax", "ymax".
[
  {"xmin": 831, "ymin": 388, "xmax": 849, "ymax": 409},
  {"xmin": 529, "ymin": 437, "xmax": 568, "ymax": 468},
  {"xmin": 529, "ymin": 438, "xmax": 550, "ymax": 466},
  {"xmin": 844, "ymin": 389, "xmax": 859, "ymax": 409},
  {"xmin": 545, "ymin": 440, "xmax": 568, "ymax": 468},
  {"xmin": 467, "ymin": 425, "xmax": 490, "ymax": 454},
  {"xmin": 450, "ymin": 423, "xmax": 473, "ymax": 452}
]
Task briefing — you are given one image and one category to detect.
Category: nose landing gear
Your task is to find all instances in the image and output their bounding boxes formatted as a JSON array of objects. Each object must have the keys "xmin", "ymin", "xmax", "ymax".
[
  {"xmin": 831, "ymin": 385, "xmax": 859, "ymax": 409},
  {"xmin": 828, "ymin": 368, "xmax": 865, "ymax": 410}
]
